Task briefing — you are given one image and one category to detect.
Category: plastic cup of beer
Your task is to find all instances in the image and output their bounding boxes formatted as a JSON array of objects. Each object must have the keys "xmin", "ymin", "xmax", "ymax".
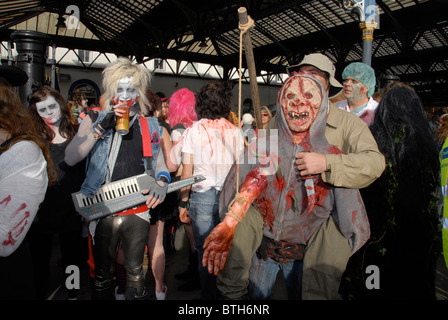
[{"xmin": 116, "ymin": 106, "xmax": 130, "ymax": 135}]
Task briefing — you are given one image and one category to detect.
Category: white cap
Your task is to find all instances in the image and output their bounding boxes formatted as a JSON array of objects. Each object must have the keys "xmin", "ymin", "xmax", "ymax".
[{"xmin": 242, "ymin": 113, "xmax": 253, "ymax": 125}]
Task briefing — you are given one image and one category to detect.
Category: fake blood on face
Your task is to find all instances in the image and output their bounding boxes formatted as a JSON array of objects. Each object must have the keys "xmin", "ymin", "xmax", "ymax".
[{"xmin": 112, "ymin": 97, "xmax": 138, "ymax": 109}]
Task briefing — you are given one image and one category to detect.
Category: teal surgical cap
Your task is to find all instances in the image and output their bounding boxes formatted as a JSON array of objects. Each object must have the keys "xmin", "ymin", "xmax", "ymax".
[{"xmin": 342, "ymin": 62, "xmax": 376, "ymax": 97}]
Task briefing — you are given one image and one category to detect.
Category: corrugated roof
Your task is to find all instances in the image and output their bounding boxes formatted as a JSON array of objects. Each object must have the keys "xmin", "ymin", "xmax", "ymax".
[{"xmin": 0, "ymin": 0, "xmax": 447, "ymax": 105}]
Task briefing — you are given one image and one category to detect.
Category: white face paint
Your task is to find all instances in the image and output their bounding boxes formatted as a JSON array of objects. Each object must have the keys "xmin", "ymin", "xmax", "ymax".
[
  {"xmin": 116, "ymin": 76, "xmax": 139, "ymax": 103},
  {"xmin": 36, "ymin": 96, "xmax": 62, "ymax": 126}
]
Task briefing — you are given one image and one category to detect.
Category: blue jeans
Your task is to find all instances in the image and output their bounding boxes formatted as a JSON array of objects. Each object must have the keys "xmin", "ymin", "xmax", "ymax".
[
  {"xmin": 189, "ymin": 188, "xmax": 221, "ymax": 299},
  {"xmin": 248, "ymin": 252, "xmax": 303, "ymax": 300}
]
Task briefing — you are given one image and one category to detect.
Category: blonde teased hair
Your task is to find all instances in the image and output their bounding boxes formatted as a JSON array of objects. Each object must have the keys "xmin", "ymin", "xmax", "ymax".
[{"xmin": 102, "ymin": 57, "xmax": 153, "ymax": 116}]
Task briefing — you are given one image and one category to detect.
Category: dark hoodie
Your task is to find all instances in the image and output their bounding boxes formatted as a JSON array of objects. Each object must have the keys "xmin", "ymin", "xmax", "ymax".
[{"xmin": 219, "ymin": 74, "xmax": 370, "ymax": 254}]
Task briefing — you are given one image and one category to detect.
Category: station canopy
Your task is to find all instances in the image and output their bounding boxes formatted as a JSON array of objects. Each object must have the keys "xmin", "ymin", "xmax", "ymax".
[{"xmin": 0, "ymin": 0, "xmax": 447, "ymax": 106}]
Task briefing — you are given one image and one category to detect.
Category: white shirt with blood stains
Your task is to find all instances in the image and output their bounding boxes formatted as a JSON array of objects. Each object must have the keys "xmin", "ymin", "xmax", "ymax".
[
  {"xmin": 182, "ymin": 118, "xmax": 245, "ymax": 192},
  {"xmin": 0, "ymin": 141, "xmax": 48, "ymax": 257}
]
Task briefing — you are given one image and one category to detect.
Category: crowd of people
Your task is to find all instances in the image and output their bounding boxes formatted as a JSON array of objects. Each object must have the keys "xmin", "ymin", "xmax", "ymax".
[{"xmin": 0, "ymin": 51, "xmax": 445, "ymax": 301}]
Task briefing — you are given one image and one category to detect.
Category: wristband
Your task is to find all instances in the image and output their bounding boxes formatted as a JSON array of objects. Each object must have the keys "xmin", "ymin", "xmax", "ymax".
[
  {"xmin": 157, "ymin": 171, "xmax": 171, "ymax": 183},
  {"xmin": 179, "ymin": 199, "xmax": 189, "ymax": 209},
  {"xmin": 91, "ymin": 127, "xmax": 102, "ymax": 140},
  {"xmin": 94, "ymin": 123, "xmax": 107, "ymax": 136}
]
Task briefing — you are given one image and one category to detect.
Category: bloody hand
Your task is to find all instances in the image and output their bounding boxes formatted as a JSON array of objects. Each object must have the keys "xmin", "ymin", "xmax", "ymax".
[
  {"xmin": 266, "ymin": 241, "xmax": 305, "ymax": 264},
  {"xmin": 202, "ymin": 220, "xmax": 237, "ymax": 276},
  {"xmin": 202, "ymin": 167, "xmax": 269, "ymax": 276}
]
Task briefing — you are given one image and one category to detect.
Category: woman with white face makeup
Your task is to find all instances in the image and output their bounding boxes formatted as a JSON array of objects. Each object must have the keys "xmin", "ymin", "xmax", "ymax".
[
  {"xmin": 64, "ymin": 57, "xmax": 173, "ymax": 300},
  {"xmin": 27, "ymin": 85, "xmax": 86, "ymax": 300}
]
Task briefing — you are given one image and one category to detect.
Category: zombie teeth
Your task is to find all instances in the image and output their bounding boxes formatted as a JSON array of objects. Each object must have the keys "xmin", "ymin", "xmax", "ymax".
[{"xmin": 289, "ymin": 111, "xmax": 309, "ymax": 120}]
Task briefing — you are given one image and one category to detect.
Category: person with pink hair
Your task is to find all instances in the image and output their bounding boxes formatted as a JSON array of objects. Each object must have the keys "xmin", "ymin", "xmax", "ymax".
[
  {"xmin": 168, "ymin": 88, "xmax": 198, "ymax": 166},
  {"xmin": 168, "ymin": 88, "xmax": 197, "ymax": 128},
  {"xmin": 166, "ymin": 88, "xmax": 201, "ymax": 291},
  {"xmin": 144, "ymin": 88, "xmax": 197, "ymax": 300}
]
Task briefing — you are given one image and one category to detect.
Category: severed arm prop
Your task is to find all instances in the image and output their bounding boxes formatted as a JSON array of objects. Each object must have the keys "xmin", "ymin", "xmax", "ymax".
[{"xmin": 202, "ymin": 167, "xmax": 268, "ymax": 275}]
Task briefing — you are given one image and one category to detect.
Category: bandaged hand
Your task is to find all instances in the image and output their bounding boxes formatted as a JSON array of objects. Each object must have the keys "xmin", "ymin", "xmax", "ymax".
[
  {"xmin": 142, "ymin": 175, "xmax": 168, "ymax": 209},
  {"xmin": 202, "ymin": 217, "xmax": 238, "ymax": 276}
]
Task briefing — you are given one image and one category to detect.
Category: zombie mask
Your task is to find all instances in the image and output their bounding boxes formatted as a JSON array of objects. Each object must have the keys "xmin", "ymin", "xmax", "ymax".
[
  {"xmin": 279, "ymin": 76, "xmax": 323, "ymax": 134},
  {"xmin": 36, "ymin": 95, "xmax": 62, "ymax": 126}
]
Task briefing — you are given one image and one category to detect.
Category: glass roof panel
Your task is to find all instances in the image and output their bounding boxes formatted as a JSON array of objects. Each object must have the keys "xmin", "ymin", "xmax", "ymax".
[{"xmin": 10, "ymin": 12, "xmax": 99, "ymax": 40}]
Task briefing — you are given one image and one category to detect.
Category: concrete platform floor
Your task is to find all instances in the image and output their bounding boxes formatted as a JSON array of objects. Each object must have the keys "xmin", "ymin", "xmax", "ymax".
[{"xmin": 46, "ymin": 225, "xmax": 448, "ymax": 301}]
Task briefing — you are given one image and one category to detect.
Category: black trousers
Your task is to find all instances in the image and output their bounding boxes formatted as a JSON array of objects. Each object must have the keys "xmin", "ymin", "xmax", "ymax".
[{"xmin": 93, "ymin": 214, "xmax": 149, "ymax": 300}]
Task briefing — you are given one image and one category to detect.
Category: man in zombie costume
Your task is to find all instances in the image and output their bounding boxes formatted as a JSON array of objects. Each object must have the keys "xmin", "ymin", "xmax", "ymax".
[
  {"xmin": 65, "ymin": 58, "xmax": 171, "ymax": 300},
  {"xmin": 335, "ymin": 62, "xmax": 378, "ymax": 126},
  {"xmin": 203, "ymin": 74, "xmax": 383, "ymax": 300}
]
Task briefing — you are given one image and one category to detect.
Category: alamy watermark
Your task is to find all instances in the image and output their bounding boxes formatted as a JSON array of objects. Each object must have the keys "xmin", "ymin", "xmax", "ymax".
[
  {"xmin": 65, "ymin": 265, "xmax": 80, "ymax": 290},
  {"xmin": 65, "ymin": 5, "xmax": 80, "ymax": 30},
  {"xmin": 63, "ymin": 264, "xmax": 381, "ymax": 292},
  {"xmin": 365, "ymin": 265, "xmax": 380, "ymax": 289}
]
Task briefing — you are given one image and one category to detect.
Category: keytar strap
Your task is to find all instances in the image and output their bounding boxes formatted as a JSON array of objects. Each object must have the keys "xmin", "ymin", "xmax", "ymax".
[{"xmin": 139, "ymin": 116, "xmax": 152, "ymax": 157}]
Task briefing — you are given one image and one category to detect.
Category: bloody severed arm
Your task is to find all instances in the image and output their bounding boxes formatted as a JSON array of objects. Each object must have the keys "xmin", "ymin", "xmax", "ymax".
[{"xmin": 202, "ymin": 167, "xmax": 268, "ymax": 275}]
